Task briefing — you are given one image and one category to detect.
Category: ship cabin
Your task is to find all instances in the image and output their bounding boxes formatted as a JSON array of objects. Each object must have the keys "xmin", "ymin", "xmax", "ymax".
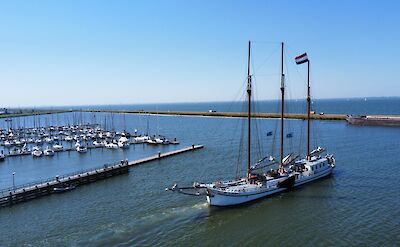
[{"xmin": 293, "ymin": 156, "xmax": 330, "ymax": 178}]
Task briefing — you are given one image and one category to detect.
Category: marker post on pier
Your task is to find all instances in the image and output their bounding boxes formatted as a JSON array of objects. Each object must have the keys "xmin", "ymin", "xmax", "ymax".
[{"xmin": 12, "ymin": 172, "xmax": 15, "ymax": 191}]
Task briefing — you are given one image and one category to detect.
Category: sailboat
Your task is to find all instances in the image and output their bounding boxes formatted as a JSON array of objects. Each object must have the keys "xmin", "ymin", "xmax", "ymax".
[
  {"xmin": 169, "ymin": 42, "xmax": 295, "ymax": 206},
  {"xmin": 289, "ymin": 53, "xmax": 335, "ymax": 187},
  {"xmin": 168, "ymin": 42, "xmax": 336, "ymax": 207}
]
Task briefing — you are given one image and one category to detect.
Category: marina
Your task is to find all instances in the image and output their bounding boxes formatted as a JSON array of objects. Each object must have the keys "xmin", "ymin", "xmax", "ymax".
[{"xmin": 0, "ymin": 122, "xmax": 180, "ymax": 160}]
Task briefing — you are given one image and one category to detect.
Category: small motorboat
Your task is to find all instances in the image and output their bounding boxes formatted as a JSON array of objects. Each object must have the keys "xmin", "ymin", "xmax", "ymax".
[
  {"xmin": 117, "ymin": 137, "xmax": 130, "ymax": 148},
  {"xmin": 53, "ymin": 185, "xmax": 76, "ymax": 193},
  {"xmin": 44, "ymin": 147, "xmax": 55, "ymax": 156},
  {"xmin": 105, "ymin": 142, "xmax": 118, "ymax": 149},
  {"xmin": 31, "ymin": 147, "xmax": 43, "ymax": 157},
  {"xmin": 76, "ymin": 146, "xmax": 87, "ymax": 153},
  {"xmin": 65, "ymin": 136, "xmax": 73, "ymax": 141},
  {"xmin": 267, "ymin": 131, "xmax": 273, "ymax": 136},
  {"xmin": 133, "ymin": 135, "xmax": 150, "ymax": 143},
  {"xmin": 92, "ymin": 140, "xmax": 103, "ymax": 147},
  {"xmin": 52, "ymin": 143, "xmax": 63, "ymax": 152}
]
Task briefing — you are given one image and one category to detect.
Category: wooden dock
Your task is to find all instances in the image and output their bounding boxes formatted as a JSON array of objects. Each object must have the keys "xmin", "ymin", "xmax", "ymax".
[{"xmin": 0, "ymin": 145, "xmax": 203, "ymax": 208}]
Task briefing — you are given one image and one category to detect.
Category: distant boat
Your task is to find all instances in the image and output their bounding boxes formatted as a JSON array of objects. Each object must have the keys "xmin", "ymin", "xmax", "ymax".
[
  {"xmin": 52, "ymin": 143, "xmax": 63, "ymax": 152},
  {"xmin": 31, "ymin": 146, "xmax": 43, "ymax": 157},
  {"xmin": 76, "ymin": 146, "xmax": 87, "ymax": 153},
  {"xmin": 267, "ymin": 131, "xmax": 273, "ymax": 136},
  {"xmin": 133, "ymin": 135, "xmax": 150, "ymax": 143},
  {"xmin": 105, "ymin": 142, "xmax": 118, "ymax": 149},
  {"xmin": 92, "ymin": 140, "xmax": 103, "ymax": 147},
  {"xmin": 286, "ymin": 132, "xmax": 293, "ymax": 138},
  {"xmin": 53, "ymin": 185, "xmax": 76, "ymax": 193},
  {"xmin": 44, "ymin": 147, "xmax": 55, "ymax": 156},
  {"xmin": 118, "ymin": 137, "xmax": 130, "ymax": 148}
]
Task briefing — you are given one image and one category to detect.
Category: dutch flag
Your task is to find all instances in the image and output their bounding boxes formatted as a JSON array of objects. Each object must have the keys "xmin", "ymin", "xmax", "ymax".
[{"xmin": 295, "ymin": 53, "xmax": 309, "ymax": 64}]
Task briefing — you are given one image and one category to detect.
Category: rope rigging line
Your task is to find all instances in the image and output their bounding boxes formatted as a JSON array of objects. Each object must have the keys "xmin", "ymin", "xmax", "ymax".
[{"xmin": 235, "ymin": 92, "xmax": 247, "ymax": 179}]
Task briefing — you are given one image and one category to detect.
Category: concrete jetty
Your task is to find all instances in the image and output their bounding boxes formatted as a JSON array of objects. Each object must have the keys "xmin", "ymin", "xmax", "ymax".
[
  {"xmin": 83, "ymin": 109, "xmax": 347, "ymax": 121},
  {"xmin": 0, "ymin": 145, "xmax": 203, "ymax": 208}
]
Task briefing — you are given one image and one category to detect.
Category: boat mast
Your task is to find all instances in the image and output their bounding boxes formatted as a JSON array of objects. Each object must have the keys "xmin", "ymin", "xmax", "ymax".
[
  {"xmin": 306, "ymin": 60, "xmax": 311, "ymax": 160},
  {"xmin": 247, "ymin": 41, "xmax": 252, "ymax": 178},
  {"xmin": 280, "ymin": 42, "xmax": 285, "ymax": 167}
]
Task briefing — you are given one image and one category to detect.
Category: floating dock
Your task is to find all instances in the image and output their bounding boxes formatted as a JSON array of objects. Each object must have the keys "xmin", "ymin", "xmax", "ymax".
[{"xmin": 0, "ymin": 145, "xmax": 203, "ymax": 208}]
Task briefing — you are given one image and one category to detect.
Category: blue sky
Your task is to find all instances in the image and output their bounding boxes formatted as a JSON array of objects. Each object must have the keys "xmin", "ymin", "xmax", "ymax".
[{"xmin": 0, "ymin": 0, "xmax": 399, "ymax": 107}]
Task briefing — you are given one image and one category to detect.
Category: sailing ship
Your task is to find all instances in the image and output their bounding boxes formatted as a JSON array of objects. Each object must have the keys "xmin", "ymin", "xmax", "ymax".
[{"xmin": 168, "ymin": 41, "xmax": 336, "ymax": 206}]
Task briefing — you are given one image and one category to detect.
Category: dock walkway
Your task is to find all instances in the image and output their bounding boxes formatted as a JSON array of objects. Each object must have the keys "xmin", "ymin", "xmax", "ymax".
[{"xmin": 0, "ymin": 145, "xmax": 203, "ymax": 208}]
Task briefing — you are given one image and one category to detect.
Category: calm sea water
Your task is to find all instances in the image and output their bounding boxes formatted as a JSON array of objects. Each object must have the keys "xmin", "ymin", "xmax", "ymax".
[{"xmin": 0, "ymin": 100, "xmax": 399, "ymax": 246}]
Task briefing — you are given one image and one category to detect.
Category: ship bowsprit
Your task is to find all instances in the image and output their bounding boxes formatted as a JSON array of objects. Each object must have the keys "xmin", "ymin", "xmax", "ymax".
[{"xmin": 165, "ymin": 183, "xmax": 208, "ymax": 196}]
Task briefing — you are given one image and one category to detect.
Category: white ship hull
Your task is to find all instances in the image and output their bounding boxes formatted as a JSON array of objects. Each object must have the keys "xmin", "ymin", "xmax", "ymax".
[
  {"xmin": 206, "ymin": 186, "xmax": 286, "ymax": 206},
  {"xmin": 206, "ymin": 176, "xmax": 291, "ymax": 206},
  {"xmin": 206, "ymin": 159, "xmax": 335, "ymax": 207}
]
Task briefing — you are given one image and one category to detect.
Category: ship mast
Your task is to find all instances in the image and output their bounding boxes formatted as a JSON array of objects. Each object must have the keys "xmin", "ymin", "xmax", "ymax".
[
  {"xmin": 306, "ymin": 60, "xmax": 311, "ymax": 160},
  {"xmin": 280, "ymin": 42, "xmax": 285, "ymax": 167},
  {"xmin": 247, "ymin": 41, "xmax": 252, "ymax": 178}
]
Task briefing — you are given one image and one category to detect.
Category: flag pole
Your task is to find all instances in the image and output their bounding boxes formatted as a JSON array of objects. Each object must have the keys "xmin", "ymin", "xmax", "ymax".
[
  {"xmin": 280, "ymin": 42, "xmax": 284, "ymax": 168},
  {"xmin": 307, "ymin": 60, "xmax": 311, "ymax": 160}
]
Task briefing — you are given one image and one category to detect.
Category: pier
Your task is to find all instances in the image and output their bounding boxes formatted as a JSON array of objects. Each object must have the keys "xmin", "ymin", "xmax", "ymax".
[
  {"xmin": 83, "ymin": 109, "xmax": 348, "ymax": 121},
  {"xmin": 0, "ymin": 145, "xmax": 203, "ymax": 208},
  {"xmin": 0, "ymin": 109, "xmax": 73, "ymax": 119}
]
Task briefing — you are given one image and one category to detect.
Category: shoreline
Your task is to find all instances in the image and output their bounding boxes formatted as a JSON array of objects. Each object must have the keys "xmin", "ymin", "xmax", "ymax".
[{"xmin": 3, "ymin": 109, "xmax": 400, "ymax": 121}]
